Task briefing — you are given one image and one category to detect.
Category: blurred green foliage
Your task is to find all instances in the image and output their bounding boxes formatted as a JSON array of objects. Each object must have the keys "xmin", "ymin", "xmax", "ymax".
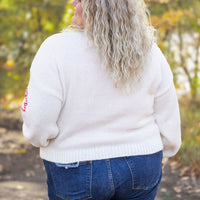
[
  {"xmin": 0, "ymin": 0, "xmax": 74, "ymax": 100},
  {"xmin": 148, "ymin": 0, "xmax": 200, "ymax": 100},
  {"xmin": 179, "ymin": 97, "xmax": 200, "ymax": 174}
]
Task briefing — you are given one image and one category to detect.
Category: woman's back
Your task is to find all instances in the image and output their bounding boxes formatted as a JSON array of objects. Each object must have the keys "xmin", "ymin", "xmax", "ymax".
[{"xmin": 21, "ymin": 31, "xmax": 181, "ymax": 164}]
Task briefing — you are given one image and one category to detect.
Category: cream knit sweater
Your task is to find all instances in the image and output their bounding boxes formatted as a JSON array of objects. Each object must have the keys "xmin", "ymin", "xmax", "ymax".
[{"xmin": 21, "ymin": 31, "xmax": 181, "ymax": 164}]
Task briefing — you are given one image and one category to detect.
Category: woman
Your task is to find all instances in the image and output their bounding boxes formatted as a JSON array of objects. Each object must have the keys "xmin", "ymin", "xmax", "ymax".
[{"xmin": 21, "ymin": 0, "xmax": 181, "ymax": 199}]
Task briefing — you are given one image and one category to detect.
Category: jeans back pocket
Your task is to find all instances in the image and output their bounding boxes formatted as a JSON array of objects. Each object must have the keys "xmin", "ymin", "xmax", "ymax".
[
  {"xmin": 125, "ymin": 151, "xmax": 163, "ymax": 190},
  {"xmin": 48, "ymin": 160, "xmax": 92, "ymax": 200}
]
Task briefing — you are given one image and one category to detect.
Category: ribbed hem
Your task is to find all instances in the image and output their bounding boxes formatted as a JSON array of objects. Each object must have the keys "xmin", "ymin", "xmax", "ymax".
[{"xmin": 40, "ymin": 140, "xmax": 164, "ymax": 164}]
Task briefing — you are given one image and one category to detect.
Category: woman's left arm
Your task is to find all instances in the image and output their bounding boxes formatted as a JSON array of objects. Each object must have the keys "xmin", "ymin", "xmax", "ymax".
[{"xmin": 20, "ymin": 37, "xmax": 63, "ymax": 147}]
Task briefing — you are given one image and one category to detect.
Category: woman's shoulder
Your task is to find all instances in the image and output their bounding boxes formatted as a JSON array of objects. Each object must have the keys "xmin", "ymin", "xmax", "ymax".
[
  {"xmin": 41, "ymin": 30, "xmax": 85, "ymax": 48},
  {"xmin": 151, "ymin": 42, "xmax": 173, "ymax": 77},
  {"xmin": 151, "ymin": 42, "xmax": 161, "ymax": 55},
  {"xmin": 38, "ymin": 31, "xmax": 84, "ymax": 52},
  {"xmin": 151, "ymin": 42, "xmax": 166, "ymax": 60}
]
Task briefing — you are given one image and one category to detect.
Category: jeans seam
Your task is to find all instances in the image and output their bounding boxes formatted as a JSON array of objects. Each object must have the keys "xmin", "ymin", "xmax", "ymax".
[
  {"xmin": 56, "ymin": 194, "xmax": 92, "ymax": 200},
  {"xmin": 134, "ymin": 168, "xmax": 162, "ymax": 190},
  {"xmin": 49, "ymin": 166, "xmax": 61, "ymax": 198},
  {"xmin": 49, "ymin": 168, "xmax": 68, "ymax": 200},
  {"xmin": 44, "ymin": 161, "xmax": 61, "ymax": 200},
  {"xmin": 124, "ymin": 152, "xmax": 163, "ymax": 190},
  {"xmin": 106, "ymin": 159, "xmax": 115, "ymax": 198},
  {"xmin": 89, "ymin": 161, "xmax": 93, "ymax": 199},
  {"xmin": 124, "ymin": 157, "xmax": 134, "ymax": 189}
]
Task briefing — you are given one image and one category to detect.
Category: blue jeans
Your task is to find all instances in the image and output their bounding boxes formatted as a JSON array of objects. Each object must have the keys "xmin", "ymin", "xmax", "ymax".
[{"xmin": 43, "ymin": 150, "xmax": 163, "ymax": 200}]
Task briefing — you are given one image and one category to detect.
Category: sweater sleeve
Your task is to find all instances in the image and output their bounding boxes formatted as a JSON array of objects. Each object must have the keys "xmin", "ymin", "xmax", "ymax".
[
  {"xmin": 20, "ymin": 37, "xmax": 63, "ymax": 147},
  {"xmin": 153, "ymin": 49, "xmax": 182, "ymax": 158}
]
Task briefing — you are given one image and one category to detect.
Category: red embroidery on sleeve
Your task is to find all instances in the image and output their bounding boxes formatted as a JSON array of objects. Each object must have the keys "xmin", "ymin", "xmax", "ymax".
[{"xmin": 21, "ymin": 87, "xmax": 28, "ymax": 112}]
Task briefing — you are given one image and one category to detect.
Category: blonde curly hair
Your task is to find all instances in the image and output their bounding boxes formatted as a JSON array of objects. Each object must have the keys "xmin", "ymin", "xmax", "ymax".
[{"xmin": 67, "ymin": 0, "xmax": 155, "ymax": 94}]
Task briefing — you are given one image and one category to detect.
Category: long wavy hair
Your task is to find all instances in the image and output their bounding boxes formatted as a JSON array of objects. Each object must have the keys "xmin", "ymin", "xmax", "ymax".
[{"xmin": 66, "ymin": 0, "xmax": 155, "ymax": 94}]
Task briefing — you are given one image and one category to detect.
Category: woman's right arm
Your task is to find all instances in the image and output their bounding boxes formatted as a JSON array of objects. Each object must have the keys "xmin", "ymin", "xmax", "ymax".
[{"xmin": 153, "ymin": 47, "xmax": 182, "ymax": 159}]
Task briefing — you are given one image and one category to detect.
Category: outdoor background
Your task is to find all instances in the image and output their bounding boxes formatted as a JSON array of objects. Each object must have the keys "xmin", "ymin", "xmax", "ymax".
[{"xmin": 0, "ymin": 0, "xmax": 200, "ymax": 199}]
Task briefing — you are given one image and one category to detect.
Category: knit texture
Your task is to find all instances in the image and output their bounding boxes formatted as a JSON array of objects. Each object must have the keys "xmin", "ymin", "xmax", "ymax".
[{"xmin": 21, "ymin": 31, "xmax": 181, "ymax": 164}]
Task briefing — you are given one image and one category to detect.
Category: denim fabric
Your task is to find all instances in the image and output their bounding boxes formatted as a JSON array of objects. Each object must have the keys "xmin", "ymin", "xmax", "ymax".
[{"xmin": 43, "ymin": 150, "xmax": 163, "ymax": 200}]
